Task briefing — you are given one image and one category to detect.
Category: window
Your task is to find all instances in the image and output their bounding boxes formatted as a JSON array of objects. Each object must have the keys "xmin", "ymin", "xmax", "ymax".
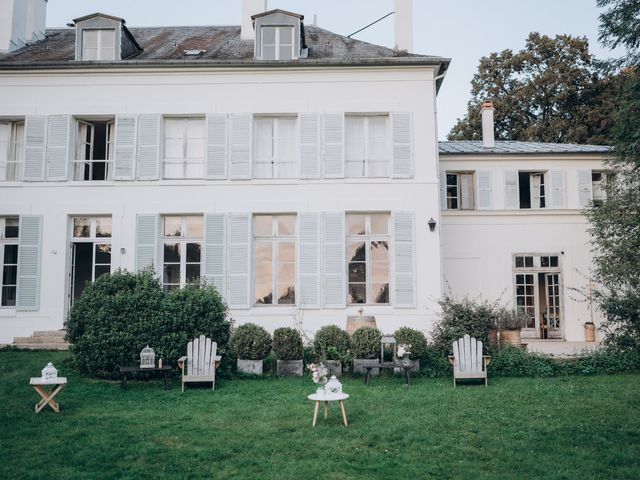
[
  {"xmin": 253, "ymin": 116, "xmax": 297, "ymax": 178},
  {"xmin": 345, "ymin": 115, "xmax": 389, "ymax": 178},
  {"xmin": 346, "ymin": 213, "xmax": 390, "ymax": 304},
  {"xmin": 0, "ymin": 121, "xmax": 24, "ymax": 181},
  {"xmin": 260, "ymin": 26, "xmax": 294, "ymax": 60},
  {"xmin": 74, "ymin": 120, "xmax": 114, "ymax": 181},
  {"xmin": 446, "ymin": 172, "xmax": 474, "ymax": 209},
  {"xmin": 1, "ymin": 218, "xmax": 19, "ymax": 307},
  {"xmin": 518, "ymin": 172, "xmax": 546, "ymax": 209},
  {"xmin": 592, "ymin": 171, "xmax": 606, "ymax": 202},
  {"xmin": 82, "ymin": 29, "xmax": 116, "ymax": 61},
  {"xmin": 253, "ymin": 215, "xmax": 296, "ymax": 305},
  {"xmin": 163, "ymin": 118, "xmax": 205, "ymax": 179},
  {"xmin": 162, "ymin": 216, "xmax": 202, "ymax": 290}
]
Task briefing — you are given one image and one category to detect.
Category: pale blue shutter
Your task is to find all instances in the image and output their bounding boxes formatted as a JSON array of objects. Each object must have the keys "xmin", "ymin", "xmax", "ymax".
[
  {"xmin": 135, "ymin": 214, "xmax": 158, "ymax": 272},
  {"xmin": 504, "ymin": 170, "xmax": 519, "ymax": 209},
  {"xmin": 550, "ymin": 170, "xmax": 567, "ymax": 208},
  {"xmin": 23, "ymin": 116, "xmax": 47, "ymax": 181},
  {"xmin": 228, "ymin": 213, "xmax": 250, "ymax": 308},
  {"xmin": 393, "ymin": 212, "xmax": 415, "ymax": 308},
  {"xmin": 323, "ymin": 212, "xmax": 345, "ymax": 308},
  {"xmin": 16, "ymin": 215, "xmax": 43, "ymax": 311},
  {"xmin": 392, "ymin": 112, "xmax": 412, "ymax": 178},
  {"xmin": 137, "ymin": 114, "xmax": 160, "ymax": 180},
  {"xmin": 45, "ymin": 115, "xmax": 71, "ymax": 181},
  {"xmin": 298, "ymin": 212, "xmax": 321, "ymax": 308},
  {"xmin": 577, "ymin": 169, "xmax": 593, "ymax": 208},
  {"xmin": 323, "ymin": 113, "xmax": 344, "ymax": 178},
  {"xmin": 114, "ymin": 115, "xmax": 137, "ymax": 180},
  {"xmin": 204, "ymin": 214, "xmax": 226, "ymax": 299},
  {"xmin": 440, "ymin": 170, "xmax": 448, "ymax": 210},
  {"xmin": 206, "ymin": 114, "xmax": 228, "ymax": 179},
  {"xmin": 477, "ymin": 170, "xmax": 493, "ymax": 210},
  {"xmin": 299, "ymin": 113, "xmax": 321, "ymax": 179},
  {"xmin": 230, "ymin": 114, "xmax": 252, "ymax": 180}
]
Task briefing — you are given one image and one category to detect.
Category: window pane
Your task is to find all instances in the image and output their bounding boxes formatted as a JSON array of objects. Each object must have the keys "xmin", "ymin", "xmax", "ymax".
[
  {"xmin": 278, "ymin": 242, "xmax": 295, "ymax": 262},
  {"xmin": 262, "ymin": 45, "xmax": 276, "ymax": 60},
  {"xmin": 368, "ymin": 116, "xmax": 387, "ymax": 160},
  {"xmin": 278, "ymin": 285, "xmax": 295, "ymax": 304},
  {"xmin": 515, "ymin": 257, "xmax": 524, "ymax": 268},
  {"xmin": 345, "ymin": 117, "xmax": 365, "ymax": 162},
  {"xmin": 254, "ymin": 242, "xmax": 273, "ymax": 304},
  {"xmin": 101, "ymin": 30, "xmax": 115, "ymax": 48},
  {"xmin": 2, "ymin": 265, "xmax": 17, "ymax": 285},
  {"xmin": 94, "ymin": 244, "xmax": 111, "ymax": 264},
  {"xmin": 347, "ymin": 241, "xmax": 366, "ymax": 262},
  {"xmin": 370, "ymin": 214, "xmax": 389, "ymax": 235},
  {"xmin": 278, "ymin": 262, "xmax": 295, "ymax": 285},
  {"xmin": 371, "ymin": 261, "xmax": 389, "ymax": 283},
  {"xmin": 186, "ymin": 216, "xmax": 203, "ymax": 238},
  {"xmin": 346, "ymin": 214, "xmax": 366, "ymax": 236},
  {"xmin": 5, "ymin": 218, "xmax": 19, "ymax": 238},
  {"xmin": 95, "ymin": 217, "xmax": 112, "ymax": 238},
  {"xmin": 348, "ymin": 263, "xmax": 366, "ymax": 283},
  {"xmin": 186, "ymin": 264, "xmax": 201, "ymax": 283},
  {"xmin": 372, "ymin": 283, "xmax": 389, "ymax": 304},
  {"xmin": 262, "ymin": 26, "xmax": 276, "ymax": 44},
  {"xmin": 83, "ymin": 30, "xmax": 98, "ymax": 48},
  {"xmin": 3, "ymin": 245, "xmax": 18, "ymax": 264},
  {"xmin": 164, "ymin": 243, "xmax": 180, "ymax": 262},
  {"xmin": 164, "ymin": 217, "xmax": 181, "ymax": 237},
  {"xmin": 95, "ymin": 265, "xmax": 110, "ymax": 279},
  {"xmin": 371, "ymin": 241, "xmax": 389, "ymax": 262},
  {"xmin": 550, "ymin": 256, "xmax": 559, "ymax": 267},
  {"xmin": 186, "ymin": 243, "xmax": 201, "ymax": 262},
  {"xmin": 278, "ymin": 45, "xmax": 293, "ymax": 60},
  {"xmin": 2, "ymin": 286, "xmax": 16, "ymax": 306},
  {"xmin": 73, "ymin": 218, "xmax": 90, "ymax": 238},
  {"xmin": 348, "ymin": 284, "xmax": 366, "ymax": 304},
  {"xmin": 541, "ymin": 256, "xmax": 549, "ymax": 267},
  {"xmin": 525, "ymin": 257, "xmax": 534, "ymax": 268},
  {"xmin": 279, "ymin": 26, "xmax": 293, "ymax": 45},
  {"xmin": 277, "ymin": 215, "xmax": 296, "ymax": 236},
  {"xmin": 163, "ymin": 264, "xmax": 180, "ymax": 284},
  {"xmin": 253, "ymin": 216, "xmax": 272, "ymax": 236}
]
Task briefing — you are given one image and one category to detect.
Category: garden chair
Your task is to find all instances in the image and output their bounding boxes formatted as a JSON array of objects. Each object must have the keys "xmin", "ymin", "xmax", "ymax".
[
  {"xmin": 448, "ymin": 334, "xmax": 491, "ymax": 387},
  {"xmin": 177, "ymin": 335, "xmax": 221, "ymax": 392}
]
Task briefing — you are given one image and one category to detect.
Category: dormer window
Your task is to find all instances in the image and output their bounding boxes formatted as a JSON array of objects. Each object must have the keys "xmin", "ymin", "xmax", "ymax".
[
  {"xmin": 82, "ymin": 29, "xmax": 115, "ymax": 61},
  {"xmin": 252, "ymin": 9, "xmax": 305, "ymax": 61},
  {"xmin": 73, "ymin": 13, "xmax": 142, "ymax": 61},
  {"xmin": 261, "ymin": 26, "xmax": 294, "ymax": 60}
]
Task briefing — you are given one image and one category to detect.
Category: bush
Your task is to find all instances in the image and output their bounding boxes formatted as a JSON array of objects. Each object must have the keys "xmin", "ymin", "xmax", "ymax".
[
  {"xmin": 394, "ymin": 327, "xmax": 428, "ymax": 359},
  {"xmin": 65, "ymin": 270, "xmax": 230, "ymax": 379},
  {"xmin": 495, "ymin": 307, "xmax": 529, "ymax": 330},
  {"xmin": 230, "ymin": 323, "xmax": 272, "ymax": 360},
  {"xmin": 272, "ymin": 327, "xmax": 303, "ymax": 360},
  {"xmin": 351, "ymin": 327, "xmax": 382, "ymax": 359},
  {"xmin": 313, "ymin": 325, "xmax": 351, "ymax": 361}
]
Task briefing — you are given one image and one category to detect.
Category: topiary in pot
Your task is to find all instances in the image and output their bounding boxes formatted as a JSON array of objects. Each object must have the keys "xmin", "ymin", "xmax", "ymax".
[
  {"xmin": 313, "ymin": 325, "xmax": 351, "ymax": 376},
  {"xmin": 273, "ymin": 327, "xmax": 304, "ymax": 376},
  {"xmin": 394, "ymin": 327, "xmax": 427, "ymax": 372},
  {"xmin": 495, "ymin": 308, "xmax": 529, "ymax": 347},
  {"xmin": 230, "ymin": 323, "xmax": 272, "ymax": 375},
  {"xmin": 351, "ymin": 327, "xmax": 382, "ymax": 375}
]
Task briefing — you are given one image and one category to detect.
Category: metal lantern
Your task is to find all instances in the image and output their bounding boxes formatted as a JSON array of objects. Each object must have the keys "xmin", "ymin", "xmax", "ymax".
[
  {"xmin": 41, "ymin": 362, "xmax": 58, "ymax": 381},
  {"xmin": 140, "ymin": 345, "xmax": 155, "ymax": 369},
  {"xmin": 325, "ymin": 375, "xmax": 342, "ymax": 395}
]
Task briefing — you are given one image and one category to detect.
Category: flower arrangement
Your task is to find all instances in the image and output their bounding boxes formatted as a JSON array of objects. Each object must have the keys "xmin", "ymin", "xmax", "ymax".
[
  {"xmin": 397, "ymin": 343, "xmax": 411, "ymax": 366},
  {"xmin": 308, "ymin": 363, "xmax": 329, "ymax": 385}
]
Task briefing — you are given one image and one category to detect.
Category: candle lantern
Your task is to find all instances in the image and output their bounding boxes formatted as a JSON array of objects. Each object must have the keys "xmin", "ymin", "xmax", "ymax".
[
  {"xmin": 140, "ymin": 345, "xmax": 155, "ymax": 369},
  {"xmin": 380, "ymin": 335, "xmax": 398, "ymax": 363},
  {"xmin": 41, "ymin": 362, "xmax": 58, "ymax": 381},
  {"xmin": 325, "ymin": 375, "xmax": 342, "ymax": 395}
]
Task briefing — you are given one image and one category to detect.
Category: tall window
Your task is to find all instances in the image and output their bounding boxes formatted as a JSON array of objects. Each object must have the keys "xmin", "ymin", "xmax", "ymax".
[
  {"xmin": 446, "ymin": 172, "xmax": 474, "ymax": 210},
  {"xmin": 74, "ymin": 120, "xmax": 114, "ymax": 181},
  {"xmin": 261, "ymin": 26, "xmax": 294, "ymax": 60},
  {"xmin": 592, "ymin": 171, "xmax": 606, "ymax": 202},
  {"xmin": 253, "ymin": 215, "xmax": 296, "ymax": 305},
  {"xmin": 82, "ymin": 29, "xmax": 116, "ymax": 61},
  {"xmin": 163, "ymin": 118, "xmax": 206, "ymax": 179},
  {"xmin": 518, "ymin": 172, "xmax": 546, "ymax": 209},
  {"xmin": 0, "ymin": 122, "xmax": 24, "ymax": 181},
  {"xmin": 346, "ymin": 213, "xmax": 390, "ymax": 304},
  {"xmin": 345, "ymin": 115, "xmax": 389, "ymax": 178},
  {"xmin": 162, "ymin": 216, "xmax": 202, "ymax": 290},
  {"xmin": 1, "ymin": 218, "xmax": 19, "ymax": 307},
  {"xmin": 253, "ymin": 116, "xmax": 297, "ymax": 178}
]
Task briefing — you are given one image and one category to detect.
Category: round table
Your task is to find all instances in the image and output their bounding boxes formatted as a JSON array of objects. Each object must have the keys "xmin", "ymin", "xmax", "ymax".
[{"xmin": 307, "ymin": 392, "xmax": 349, "ymax": 427}]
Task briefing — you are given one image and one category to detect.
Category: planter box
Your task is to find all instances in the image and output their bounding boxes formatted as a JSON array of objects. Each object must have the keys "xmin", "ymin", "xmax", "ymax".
[
  {"xmin": 353, "ymin": 359, "xmax": 380, "ymax": 375},
  {"xmin": 324, "ymin": 360, "xmax": 342, "ymax": 377},
  {"xmin": 394, "ymin": 359, "xmax": 420, "ymax": 374},
  {"xmin": 500, "ymin": 329, "xmax": 522, "ymax": 347},
  {"xmin": 277, "ymin": 359, "xmax": 303, "ymax": 376},
  {"xmin": 237, "ymin": 359, "xmax": 263, "ymax": 375}
]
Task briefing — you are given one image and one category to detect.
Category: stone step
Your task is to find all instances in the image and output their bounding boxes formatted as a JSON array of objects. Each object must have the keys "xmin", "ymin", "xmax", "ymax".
[
  {"xmin": 11, "ymin": 343, "xmax": 70, "ymax": 350},
  {"xmin": 33, "ymin": 330, "xmax": 67, "ymax": 338},
  {"xmin": 13, "ymin": 335, "xmax": 69, "ymax": 344}
]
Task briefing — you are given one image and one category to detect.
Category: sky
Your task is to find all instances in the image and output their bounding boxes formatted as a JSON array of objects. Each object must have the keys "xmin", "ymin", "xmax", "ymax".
[{"xmin": 44, "ymin": 0, "xmax": 618, "ymax": 139}]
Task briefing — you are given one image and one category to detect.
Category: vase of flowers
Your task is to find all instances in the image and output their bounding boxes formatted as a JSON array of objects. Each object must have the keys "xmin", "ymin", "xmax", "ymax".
[
  {"xmin": 397, "ymin": 343, "xmax": 412, "ymax": 367},
  {"xmin": 308, "ymin": 363, "xmax": 329, "ymax": 395}
]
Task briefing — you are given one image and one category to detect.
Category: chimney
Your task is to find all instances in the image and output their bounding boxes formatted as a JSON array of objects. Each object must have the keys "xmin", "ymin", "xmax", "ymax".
[
  {"xmin": 0, "ymin": 0, "xmax": 47, "ymax": 52},
  {"xmin": 394, "ymin": 0, "xmax": 413, "ymax": 52},
  {"xmin": 241, "ymin": 0, "xmax": 267, "ymax": 41},
  {"xmin": 481, "ymin": 101, "xmax": 495, "ymax": 149}
]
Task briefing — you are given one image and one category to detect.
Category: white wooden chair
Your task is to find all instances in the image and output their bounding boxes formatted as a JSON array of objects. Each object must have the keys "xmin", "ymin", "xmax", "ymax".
[
  {"xmin": 177, "ymin": 335, "xmax": 222, "ymax": 392},
  {"xmin": 448, "ymin": 334, "xmax": 491, "ymax": 387}
]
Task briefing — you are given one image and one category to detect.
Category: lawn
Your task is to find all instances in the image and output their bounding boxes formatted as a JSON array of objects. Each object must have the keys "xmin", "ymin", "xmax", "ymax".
[{"xmin": 1, "ymin": 350, "xmax": 639, "ymax": 480}]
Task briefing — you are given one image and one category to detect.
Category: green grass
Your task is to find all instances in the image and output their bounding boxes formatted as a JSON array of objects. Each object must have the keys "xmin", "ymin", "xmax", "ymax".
[{"xmin": 1, "ymin": 350, "xmax": 640, "ymax": 480}]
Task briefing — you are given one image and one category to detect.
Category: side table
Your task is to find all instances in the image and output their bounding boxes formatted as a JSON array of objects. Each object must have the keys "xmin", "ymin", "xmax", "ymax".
[
  {"xmin": 119, "ymin": 365, "xmax": 173, "ymax": 390},
  {"xmin": 30, "ymin": 377, "xmax": 67, "ymax": 413},
  {"xmin": 307, "ymin": 392, "xmax": 349, "ymax": 427}
]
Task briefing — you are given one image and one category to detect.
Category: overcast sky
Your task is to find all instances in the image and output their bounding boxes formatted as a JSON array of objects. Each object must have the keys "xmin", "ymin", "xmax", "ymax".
[{"xmin": 45, "ymin": 0, "xmax": 616, "ymax": 139}]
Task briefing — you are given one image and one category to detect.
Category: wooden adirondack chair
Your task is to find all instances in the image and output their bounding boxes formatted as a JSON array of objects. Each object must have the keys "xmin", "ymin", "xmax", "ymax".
[
  {"xmin": 448, "ymin": 334, "xmax": 491, "ymax": 387},
  {"xmin": 177, "ymin": 335, "xmax": 222, "ymax": 392}
]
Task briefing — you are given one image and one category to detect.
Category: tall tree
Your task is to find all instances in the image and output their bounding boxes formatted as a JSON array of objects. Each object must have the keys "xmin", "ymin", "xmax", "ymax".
[
  {"xmin": 597, "ymin": 0, "xmax": 640, "ymax": 66},
  {"xmin": 448, "ymin": 33, "xmax": 619, "ymax": 144}
]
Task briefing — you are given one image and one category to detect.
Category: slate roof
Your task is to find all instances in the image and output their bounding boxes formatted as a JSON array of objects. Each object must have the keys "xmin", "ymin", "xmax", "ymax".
[{"xmin": 439, "ymin": 141, "xmax": 612, "ymax": 155}]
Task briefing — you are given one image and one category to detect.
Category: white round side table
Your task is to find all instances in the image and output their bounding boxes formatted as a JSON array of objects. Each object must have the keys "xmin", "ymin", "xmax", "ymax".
[{"xmin": 307, "ymin": 392, "xmax": 349, "ymax": 427}]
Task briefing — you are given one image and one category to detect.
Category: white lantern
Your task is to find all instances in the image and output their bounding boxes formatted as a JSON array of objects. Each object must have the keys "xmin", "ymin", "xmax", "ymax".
[
  {"xmin": 140, "ymin": 345, "xmax": 155, "ymax": 369},
  {"xmin": 41, "ymin": 362, "xmax": 58, "ymax": 381},
  {"xmin": 325, "ymin": 375, "xmax": 342, "ymax": 395}
]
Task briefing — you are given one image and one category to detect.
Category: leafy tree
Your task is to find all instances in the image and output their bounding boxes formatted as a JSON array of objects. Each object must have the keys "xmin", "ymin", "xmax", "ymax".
[
  {"xmin": 448, "ymin": 33, "xmax": 620, "ymax": 144},
  {"xmin": 597, "ymin": 0, "xmax": 640, "ymax": 66}
]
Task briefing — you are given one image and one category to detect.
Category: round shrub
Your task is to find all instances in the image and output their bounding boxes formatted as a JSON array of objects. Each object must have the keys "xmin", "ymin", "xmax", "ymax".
[
  {"xmin": 65, "ymin": 269, "xmax": 230, "ymax": 379},
  {"xmin": 230, "ymin": 323, "xmax": 272, "ymax": 360},
  {"xmin": 351, "ymin": 327, "xmax": 382, "ymax": 359},
  {"xmin": 394, "ymin": 327, "xmax": 428, "ymax": 359},
  {"xmin": 313, "ymin": 325, "xmax": 351, "ymax": 360},
  {"xmin": 273, "ymin": 327, "xmax": 303, "ymax": 360}
]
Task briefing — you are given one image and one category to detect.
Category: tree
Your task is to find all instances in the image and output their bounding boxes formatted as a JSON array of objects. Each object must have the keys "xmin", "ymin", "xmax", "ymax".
[
  {"xmin": 448, "ymin": 33, "xmax": 620, "ymax": 144},
  {"xmin": 597, "ymin": 0, "xmax": 640, "ymax": 66}
]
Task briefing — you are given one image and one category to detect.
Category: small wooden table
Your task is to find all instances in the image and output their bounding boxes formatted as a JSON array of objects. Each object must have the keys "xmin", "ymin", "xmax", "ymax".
[
  {"xmin": 307, "ymin": 392, "xmax": 349, "ymax": 427},
  {"xmin": 364, "ymin": 362, "xmax": 412, "ymax": 386},
  {"xmin": 119, "ymin": 365, "xmax": 172, "ymax": 390},
  {"xmin": 30, "ymin": 377, "xmax": 67, "ymax": 413}
]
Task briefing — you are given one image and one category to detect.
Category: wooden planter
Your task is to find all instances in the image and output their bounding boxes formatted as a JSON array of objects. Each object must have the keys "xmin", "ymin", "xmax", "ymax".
[
  {"xmin": 584, "ymin": 323, "xmax": 596, "ymax": 342},
  {"xmin": 500, "ymin": 329, "xmax": 522, "ymax": 347},
  {"xmin": 324, "ymin": 360, "xmax": 342, "ymax": 377},
  {"xmin": 237, "ymin": 359, "xmax": 263, "ymax": 375},
  {"xmin": 276, "ymin": 359, "xmax": 303, "ymax": 376},
  {"xmin": 353, "ymin": 359, "xmax": 380, "ymax": 375}
]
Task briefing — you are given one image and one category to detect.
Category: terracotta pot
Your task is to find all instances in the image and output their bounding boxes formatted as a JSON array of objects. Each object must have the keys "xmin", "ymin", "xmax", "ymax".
[
  {"xmin": 584, "ymin": 323, "xmax": 596, "ymax": 342},
  {"xmin": 500, "ymin": 329, "xmax": 522, "ymax": 347}
]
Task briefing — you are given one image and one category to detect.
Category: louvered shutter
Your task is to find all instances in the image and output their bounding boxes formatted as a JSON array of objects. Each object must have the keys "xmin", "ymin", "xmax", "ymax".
[
  {"xmin": 228, "ymin": 213, "xmax": 251, "ymax": 308},
  {"xmin": 23, "ymin": 116, "xmax": 47, "ymax": 181},
  {"xmin": 114, "ymin": 115, "xmax": 137, "ymax": 180},
  {"xmin": 323, "ymin": 212, "xmax": 345, "ymax": 308},
  {"xmin": 206, "ymin": 114, "xmax": 228, "ymax": 179},
  {"xmin": 550, "ymin": 170, "xmax": 567, "ymax": 208},
  {"xmin": 299, "ymin": 113, "xmax": 321, "ymax": 179},
  {"xmin": 477, "ymin": 170, "xmax": 493, "ymax": 210},
  {"xmin": 323, "ymin": 113, "xmax": 344, "ymax": 178},
  {"xmin": 393, "ymin": 212, "xmax": 415, "ymax": 308},
  {"xmin": 16, "ymin": 215, "xmax": 43, "ymax": 311},
  {"xmin": 136, "ymin": 114, "xmax": 160, "ymax": 180},
  {"xmin": 204, "ymin": 214, "xmax": 226, "ymax": 299},
  {"xmin": 45, "ymin": 115, "xmax": 71, "ymax": 181},
  {"xmin": 230, "ymin": 114, "xmax": 252, "ymax": 180},
  {"xmin": 0, "ymin": 123, "xmax": 10, "ymax": 181},
  {"xmin": 504, "ymin": 170, "xmax": 519, "ymax": 209},
  {"xmin": 298, "ymin": 213, "xmax": 321, "ymax": 308},
  {"xmin": 440, "ymin": 170, "xmax": 448, "ymax": 210},
  {"xmin": 392, "ymin": 112, "xmax": 412, "ymax": 178},
  {"xmin": 135, "ymin": 214, "xmax": 158, "ymax": 272},
  {"xmin": 577, "ymin": 169, "xmax": 593, "ymax": 208}
]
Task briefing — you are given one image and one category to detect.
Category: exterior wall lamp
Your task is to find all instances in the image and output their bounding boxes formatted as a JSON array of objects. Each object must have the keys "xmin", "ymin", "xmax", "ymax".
[{"xmin": 428, "ymin": 218, "xmax": 437, "ymax": 232}]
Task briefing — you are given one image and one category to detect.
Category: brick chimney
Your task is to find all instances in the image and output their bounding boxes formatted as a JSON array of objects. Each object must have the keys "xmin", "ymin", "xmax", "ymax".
[
  {"xmin": 0, "ymin": 0, "xmax": 47, "ymax": 52},
  {"xmin": 241, "ymin": 0, "xmax": 267, "ymax": 41},
  {"xmin": 394, "ymin": 0, "xmax": 413, "ymax": 52},
  {"xmin": 481, "ymin": 101, "xmax": 495, "ymax": 149}
]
